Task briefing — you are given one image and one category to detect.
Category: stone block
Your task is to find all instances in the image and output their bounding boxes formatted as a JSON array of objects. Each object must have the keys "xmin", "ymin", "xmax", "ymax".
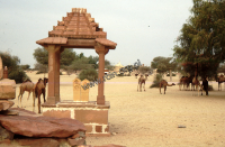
[
  {"xmin": 75, "ymin": 110, "xmax": 108, "ymax": 124},
  {"xmin": 84, "ymin": 125, "xmax": 93, "ymax": 133},
  {"xmin": 73, "ymin": 78, "xmax": 81, "ymax": 101},
  {"xmin": 0, "ymin": 79, "xmax": 16, "ymax": 100},
  {"xmin": 43, "ymin": 110, "xmax": 71, "ymax": 118},
  {"xmin": 96, "ymin": 126, "xmax": 102, "ymax": 133},
  {"xmin": 81, "ymin": 79, "xmax": 90, "ymax": 102}
]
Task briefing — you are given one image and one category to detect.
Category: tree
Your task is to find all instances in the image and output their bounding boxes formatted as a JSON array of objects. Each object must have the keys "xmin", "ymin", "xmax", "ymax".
[
  {"xmin": 138, "ymin": 66, "xmax": 151, "ymax": 74},
  {"xmin": 173, "ymin": 0, "xmax": 225, "ymax": 78},
  {"xmin": 33, "ymin": 47, "xmax": 77, "ymax": 66},
  {"xmin": 151, "ymin": 57, "xmax": 177, "ymax": 77},
  {"xmin": 0, "ymin": 52, "xmax": 29, "ymax": 83}
]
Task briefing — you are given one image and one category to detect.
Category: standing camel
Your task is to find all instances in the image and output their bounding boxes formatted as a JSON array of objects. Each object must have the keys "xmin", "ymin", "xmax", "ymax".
[
  {"xmin": 179, "ymin": 76, "xmax": 189, "ymax": 90},
  {"xmin": 216, "ymin": 75, "xmax": 225, "ymax": 91},
  {"xmin": 35, "ymin": 78, "xmax": 48, "ymax": 114},
  {"xmin": 159, "ymin": 80, "xmax": 175, "ymax": 94},
  {"xmin": 137, "ymin": 75, "xmax": 146, "ymax": 92},
  {"xmin": 18, "ymin": 79, "xmax": 35, "ymax": 108}
]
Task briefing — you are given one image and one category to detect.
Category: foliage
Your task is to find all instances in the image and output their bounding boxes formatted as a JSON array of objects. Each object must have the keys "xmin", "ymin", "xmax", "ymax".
[
  {"xmin": 119, "ymin": 67, "xmax": 127, "ymax": 73},
  {"xmin": 34, "ymin": 63, "xmax": 48, "ymax": 73},
  {"xmin": 150, "ymin": 74, "xmax": 163, "ymax": 88},
  {"xmin": 151, "ymin": 56, "xmax": 177, "ymax": 75},
  {"xmin": 125, "ymin": 65, "xmax": 134, "ymax": 73},
  {"xmin": 138, "ymin": 66, "xmax": 151, "ymax": 74},
  {"xmin": 173, "ymin": 0, "xmax": 225, "ymax": 78},
  {"xmin": 0, "ymin": 52, "xmax": 29, "ymax": 83},
  {"xmin": 78, "ymin": 68, "xmax": 98, "ymax": 81},
  {"xmin": 33, "ymin": 47, "xmax": 77, "ymax": 66},
  {"xmin": 20, "ymin": 64, "xmax": 30, "ymax": 70}
]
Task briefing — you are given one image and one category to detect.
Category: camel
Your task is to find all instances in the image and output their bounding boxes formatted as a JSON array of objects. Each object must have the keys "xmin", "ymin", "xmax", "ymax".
[
  {"xmin": 135, "ymin": 73, "xmax": 139, "ymax": 79},
  {"xmin": 179, "ymin": 76, "xmax": 189, "ymax": 90},
  {"xmin": 35, "ymin": 78, "xmax": 48, "ymax": 114},
  {"xmin": 159, "ymin": 80, "xmax": 175, "ymax": 94},
  {"xmin": 137, "ymin": 75, "xmax": 146, "ymax": 92},
  {"xmin": 18, "ymin": 79, "xmax": 35, "ymax": 108},
  {"xmin": 216, "ymin": 75, "xmax": 225, "ymax": 91},
  {"xmin": 191, "ymin": 77, "xmax": 201, "ymax": 91}
]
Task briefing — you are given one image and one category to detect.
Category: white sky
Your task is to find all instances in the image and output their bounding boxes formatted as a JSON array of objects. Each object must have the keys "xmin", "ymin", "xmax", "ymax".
[{"xmin": 0, "ymin": 0, "xmax": 193, "ymax": 68}]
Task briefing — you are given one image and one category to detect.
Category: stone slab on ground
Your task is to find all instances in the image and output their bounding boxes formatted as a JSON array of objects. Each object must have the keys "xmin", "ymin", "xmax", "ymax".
[{"xmin": 0, "ymin": 114, "xmax": 86, "ymax": 138}]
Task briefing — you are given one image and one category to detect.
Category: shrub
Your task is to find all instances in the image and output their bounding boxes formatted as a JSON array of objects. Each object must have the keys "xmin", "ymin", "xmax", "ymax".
[
  {"xmin": 78, "ymin": 68, "xmax": 98, "ymax": 81},
  {"xmin": 150, "ymin": 74, "xmax": 163, "ymax": 88},
  {"xmin": 0, "ymin": 52, "xmax": 29, "ymax": 83}
]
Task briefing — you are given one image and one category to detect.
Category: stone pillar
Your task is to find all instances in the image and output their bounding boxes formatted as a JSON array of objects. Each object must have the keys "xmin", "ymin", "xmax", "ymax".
[
  {"xmin": 95, "ymin": 44, "xmax": 109, "ymax": 105},
  {"xmin": 43, "ymin": 45, "xmax": 63, "ymax": 106}
]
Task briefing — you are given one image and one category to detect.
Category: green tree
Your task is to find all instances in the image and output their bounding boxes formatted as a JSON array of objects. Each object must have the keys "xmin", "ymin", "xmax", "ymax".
[
  {"xmin": 151, "ymin": 57, "xmax": 177, "ymax": 77},
  {"xmin": 173, "ymin": 0, "xmax": 225, "ymax": 78},
  {"xmin": 33, "ymin": 47, "xmax": 77, "ymax": 66},
  {"xmin": 0, "ymin": 52, "xmax": 30, "ymax": 83}
]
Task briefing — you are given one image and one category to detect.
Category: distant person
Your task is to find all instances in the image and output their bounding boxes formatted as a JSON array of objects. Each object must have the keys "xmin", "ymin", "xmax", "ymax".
[{"xmin": 202, "ymin": 77, "xmax": 208, "ymax": 96}]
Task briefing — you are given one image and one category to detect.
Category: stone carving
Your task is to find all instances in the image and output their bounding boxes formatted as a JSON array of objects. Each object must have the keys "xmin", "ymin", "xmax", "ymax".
[
  {"xmin": 0, "ymin": 57, "xmax": 2, "ymax": 79},
  {"xmin": 73, "ymin": 78, "xmax": 81, "ymax": 101},
  {"xmin": 81, "ymin": 79, "xmax": 90, "ymax": 102}
]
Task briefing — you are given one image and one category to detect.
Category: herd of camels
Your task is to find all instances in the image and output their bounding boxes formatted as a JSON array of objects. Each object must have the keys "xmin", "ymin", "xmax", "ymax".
[
  {"xmin": 137, "ymin": 73, "xmax": 225, "ymax": 94},
  {"xmin": 18, "ymin": 78, "xmax": 48, "ymax": 114},
  {"xmin": 17, "ymin": 73, "xmax": 225, "ymax": 114}
]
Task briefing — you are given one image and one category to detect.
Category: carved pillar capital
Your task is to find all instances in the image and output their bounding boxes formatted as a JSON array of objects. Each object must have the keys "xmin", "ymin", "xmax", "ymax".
[{"xmin": 95, "ymin": 44, "xmax": 109, "ymax": 55}]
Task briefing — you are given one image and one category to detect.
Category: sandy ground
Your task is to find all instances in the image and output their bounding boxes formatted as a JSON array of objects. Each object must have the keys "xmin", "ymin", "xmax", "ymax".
[{"xmin": 12, "ymin": 72, "xmax": 225, "ymax": 147}]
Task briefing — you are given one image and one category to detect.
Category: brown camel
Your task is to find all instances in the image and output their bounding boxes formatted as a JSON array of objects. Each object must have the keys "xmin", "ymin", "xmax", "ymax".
[
  {"xmin": 18, "ymin": 79, "xmax": 35, "ymax": 108},
  {"xmin": 216, "ymin": 75, "xmax": 225, "ymax": 91},
  {"xmin": 137, "ymin": 75, "xmax": 146, "ymax": 92},
  {"xmin": 191, "ymin": 77, "xmax": 200, "ymax": 91},
  {"xmin": 135, "ymin": 73, "xmax": 139, "ymax": 79},
  {"xmin": 179, "ymin": 76, "xmax": 189, "ymax": 90},
  {"xmin": 159, "ymin": 80, "xmax": 175, "ymax": 94},
  {"xmin": 34, "ymin": 78, "xmax": 48, "ymax": 114}
]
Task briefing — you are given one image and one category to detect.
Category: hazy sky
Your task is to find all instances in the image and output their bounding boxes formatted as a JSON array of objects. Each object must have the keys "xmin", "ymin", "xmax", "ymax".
[{"xmin": 0, "ymin": 0, "xmax": 193, "ymax": 68}]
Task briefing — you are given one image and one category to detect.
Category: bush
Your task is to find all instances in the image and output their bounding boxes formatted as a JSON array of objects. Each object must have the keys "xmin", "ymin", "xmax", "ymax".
[
  {"xmin": 78, "ymin": 68, "xmax": 98, "ymax": 81},
  {"xmin": 0, "ymin": 52, "xmax": 29, "ymax": 83},
  {"xmin": 150, "ymin": 74, "xmax": 163, "ymax": 88},
  {"xmin": 208, "ymin": 85, "xmax": 214, "ymax": 91},
  {"xmin": 117, "ymin": 73, "xmax": 124, "ymax": 77}
]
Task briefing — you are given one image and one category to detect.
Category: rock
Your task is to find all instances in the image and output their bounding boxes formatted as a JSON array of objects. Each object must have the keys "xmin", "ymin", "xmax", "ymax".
[
  {"xmin": 68, "ymin": 137, "xmax": 86, "ymax": 146},
  {"xmin": 0, "ymin": 126, "xmax": 14, "ymax": 140},
  {"xmin": 112, "ymin": 132, "xmax": 117, "ymax": 136},
  {"xmin": 0, "ymin": 115, "xmax": 86, "ymax": 138},
  {"xmin": 0, "ymin": 109, "xmax": 19, "ymax": 116},
  {"xmin": 0, "ymin": 79, "xmax": 16, "ymax": 100},
  {"xmin": 16, "ymin": 138, "xmax": 59, "ymax": 147},
  {"xmin": 0, "ymin": 139, "xmax": 11, "ymax": 146},
  {"xmin": 0, "ymin": 101, "xmax": 14, "ymax": 111},
  {"xmin": 178, "ymin": 125, "xmax": 186, "ymax": 128}
]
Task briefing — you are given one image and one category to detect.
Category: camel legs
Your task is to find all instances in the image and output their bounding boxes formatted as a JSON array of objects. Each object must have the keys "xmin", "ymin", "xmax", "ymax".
[
  {"xmin": 143, "ymin": 84, "xmax": 145, "ymax": 91},
  {"xmin": 18, "ymin": 92, "xmax": 24, "ymax": 108},
  {"xmin": 164, "ymin": 86, "xmax": 167, "ymax": 94},
  {"xmin": 38, "ymin": 94, "xmax": 41, "ymax": 114},
  {"xmin": 139, "ymin": 83, "xmax": 142, "ymax": 92}
]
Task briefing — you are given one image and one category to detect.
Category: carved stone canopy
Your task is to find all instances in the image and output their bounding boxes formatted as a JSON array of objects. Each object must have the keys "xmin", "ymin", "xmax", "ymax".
[{"xmin": 36, "ymin": 8, "xmax": 117, "ymax": 49}]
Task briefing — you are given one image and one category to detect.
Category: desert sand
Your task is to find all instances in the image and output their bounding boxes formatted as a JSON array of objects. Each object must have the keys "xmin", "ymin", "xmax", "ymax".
[{"xmin": 12, "ymin": 72, "xmax": 225, "ymax": 147}]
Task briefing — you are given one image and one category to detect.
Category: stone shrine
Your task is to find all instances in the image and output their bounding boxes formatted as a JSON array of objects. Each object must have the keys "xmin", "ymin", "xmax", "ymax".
[{"xmin": 36, "ymin": 8, "xmax": 117, "ymax": 136}]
